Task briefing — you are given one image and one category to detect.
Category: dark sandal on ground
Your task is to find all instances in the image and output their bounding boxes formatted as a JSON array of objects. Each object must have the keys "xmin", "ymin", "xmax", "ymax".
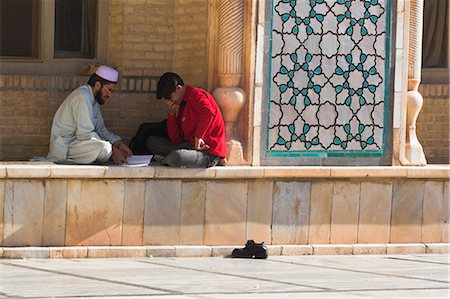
[{"xmin": 231, "ymin": 240, "xmax": 268, "ymax": 259}]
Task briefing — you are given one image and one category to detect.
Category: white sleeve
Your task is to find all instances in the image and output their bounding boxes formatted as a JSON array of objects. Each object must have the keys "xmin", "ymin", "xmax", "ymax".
[
  {"xmin": 94, "ymin": 108, "xmax": 121, "ymax": 144},
  {"xmin": 73, "ymin": 94, "xmax": 103, "ymax": 141}
]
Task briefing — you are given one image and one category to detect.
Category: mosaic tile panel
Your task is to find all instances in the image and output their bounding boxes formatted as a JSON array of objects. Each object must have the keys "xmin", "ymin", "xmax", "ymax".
[{"xmin": 267, "ymin": 0, "xmax": 391, "ymax": 157}]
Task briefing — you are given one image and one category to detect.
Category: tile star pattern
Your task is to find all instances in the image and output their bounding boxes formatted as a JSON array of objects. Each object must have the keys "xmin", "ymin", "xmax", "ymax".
[{"xmin": 267, "ymin": 0, "xmax": 389, "ymax": 157}]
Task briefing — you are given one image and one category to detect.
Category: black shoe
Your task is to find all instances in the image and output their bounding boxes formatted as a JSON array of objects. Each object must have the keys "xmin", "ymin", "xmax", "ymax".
[{"xmin": 231, "ymin": 240, "xmax": 268, "ymax": 259}]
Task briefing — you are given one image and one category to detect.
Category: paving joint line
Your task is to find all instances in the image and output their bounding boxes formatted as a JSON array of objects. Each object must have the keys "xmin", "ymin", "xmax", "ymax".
[
  {"xmin": 267, "ymin": 259, "xmax": 450, "ymax": 285},
  {"xmin": 138, "ymin": 259, "xmax": 333, "ymax": 292},
  {"xmin": 386, "ymin": 256, "xmax": 450, "ymax": 266},
  {"xmin": 4, "ymin": 262, "xmax": 180, "ymax": 295}
]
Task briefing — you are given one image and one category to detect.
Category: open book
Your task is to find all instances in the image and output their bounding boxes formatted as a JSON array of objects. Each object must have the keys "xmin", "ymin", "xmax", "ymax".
[{"xmin": 123, "ymin": 155, "xmax": 153, "ymax": 167}]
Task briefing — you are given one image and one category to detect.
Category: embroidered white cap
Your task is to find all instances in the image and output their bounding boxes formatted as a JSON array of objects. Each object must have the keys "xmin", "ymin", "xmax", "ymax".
[{"xmin": 95, "ymin": 66, "xmax": 118, "ymax": 83}]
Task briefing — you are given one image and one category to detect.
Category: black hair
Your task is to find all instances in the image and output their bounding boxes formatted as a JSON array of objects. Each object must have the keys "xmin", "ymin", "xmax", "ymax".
[
  {"xmin": 156, "ymin": 72, "xmax": 185, "ymax": 99},
  {"xmin": 87, "ymin": 73, "xmax": 116, "ymax": 87}
]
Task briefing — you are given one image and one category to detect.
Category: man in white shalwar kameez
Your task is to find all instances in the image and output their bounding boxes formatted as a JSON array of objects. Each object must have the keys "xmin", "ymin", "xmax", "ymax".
[{"xmin": 47, "ymin": 66, "xmax": 132, "ymax": 164}]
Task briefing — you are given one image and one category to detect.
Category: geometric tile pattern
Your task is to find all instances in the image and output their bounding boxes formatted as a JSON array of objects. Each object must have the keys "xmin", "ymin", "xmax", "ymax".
[{"xmin": 267, "ymin": 0, "xmax": 389, "ymax": 157}]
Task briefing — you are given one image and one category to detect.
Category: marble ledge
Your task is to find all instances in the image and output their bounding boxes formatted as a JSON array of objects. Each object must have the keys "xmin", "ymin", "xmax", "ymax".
[{"xmin": 0, "ymin": 163, "xmax": 449, "ymax": 179}]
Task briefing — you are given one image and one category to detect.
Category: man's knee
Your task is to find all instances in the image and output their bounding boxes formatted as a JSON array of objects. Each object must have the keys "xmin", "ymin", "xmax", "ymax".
[
  {"xmin": 96, "ymin": 142, "xmax": 113, "ymax": 162},
  {"xmin": 165, "ymin": 150, "xmax": 183, "ymax": 167}
]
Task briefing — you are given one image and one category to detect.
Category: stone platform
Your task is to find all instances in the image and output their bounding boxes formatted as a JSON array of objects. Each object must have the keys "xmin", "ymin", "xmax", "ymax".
[{"xmin": 0, "ymin": 163, "xmax": 448, "ymax": 253}]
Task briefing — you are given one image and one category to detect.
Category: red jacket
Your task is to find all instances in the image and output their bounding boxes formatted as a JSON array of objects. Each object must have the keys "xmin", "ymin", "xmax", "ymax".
[{"xmin": 167, "ymin": 86, "xmax": 226, "ymax": 157}]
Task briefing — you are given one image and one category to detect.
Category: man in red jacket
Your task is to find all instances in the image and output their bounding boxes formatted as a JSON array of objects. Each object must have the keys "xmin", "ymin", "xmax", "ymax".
[{"xmin": 146, "ymin": 72, "xmax": 226, "ymax": 168}]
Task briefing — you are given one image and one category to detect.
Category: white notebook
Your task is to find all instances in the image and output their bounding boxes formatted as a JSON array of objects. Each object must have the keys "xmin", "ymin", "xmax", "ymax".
[{"xmin": 123, "ymin": 155, "xmax": 153, "ymax": 167}]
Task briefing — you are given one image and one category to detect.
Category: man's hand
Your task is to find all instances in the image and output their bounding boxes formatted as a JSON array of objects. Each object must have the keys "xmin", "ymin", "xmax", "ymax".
[
  {"xmin": 194, "ymin": 137, "xmax": 210, "ymax": 151},
  {"xmin": 115, "ymin": 141, "xmax": 133, "ymax": 157},
  {"xmin": 164, "ymin": 99, "xmax": 180, "ymax": 116},
  {"xmin": 111, "ymin": 146, "xmax": 127, "ymax": 165}
]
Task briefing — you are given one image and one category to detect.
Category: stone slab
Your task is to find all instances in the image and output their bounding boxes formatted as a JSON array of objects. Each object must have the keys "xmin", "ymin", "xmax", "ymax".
[
  {"xmin": 143, "ymin": 180, "xmax": 181, "ymax": 245},
  {"xmin": 204, "ymin": 181, "xmax": 247, "ymax": 245},
  {"xmin": 309, "ymin": 181, "xmax": 333, "ymax": 244},
  {"xmin": 425, "ymin": 243, "xmax": 450, "ymax": 254},
  {"xmin": 42, "ymin": 180, "xmax": 67, "ymax": 246},
  {"xmin": 281, "ymin": 245, "xmax": 313, "ymax": 255},
  {"xmin": 179, "ymin": 182, "xmax": 206, "ymax": 245},
  {"xmin": 175, "ymin": 246, "xmax": 212, "ymax": 257},
  {"xmin": 3, "ymin": 180, "xmax": 45, "ymax": 246},
  {"xmin": 390, "ymin": 181, "xmax": 424, "ymax": 243},
  {"xmin": 87, "ymin": 246, "xmax": 146, "ymax": 258},
  {"xmin": 66, "ymin": 180, "xmax": 124, "ymax": 246},
  {"xmin": 6, "ymin": 165, "xmax": 50, "ymax": 178},
  {"xmin": 122, "ymin": 181, "xmax": 145, "ymax": 246},
  {"xmin": 358, "ymin": 182, "xmax": 392, "ymax": 243},
  {"xmin": 352, "ymin": 244, "xmax": 387, "ymax": 255},
  {"xmin": 104, "ymin": 166, "xmax": 155, "ymax": 178},
  {"xmin": 3, "ymin": 247, "xmax": 49, "ymax": 258},
  {"xmin": 386, "ymin": 243, "xmax": 426, "ymax": 254},
  {"xmin": 422, "ymin": 181, "xmax": 445, "ymax": 243},
  {"xmin": 272, "ymin": 181, "xmax": 310, "ymax": 244},
  {"xmin": 246, "ymin": 180, "xmax": 273, "ymax": 243},
  {"xmin": 312, "ymin": 244, "xmax": 353, "ymax": 255},
  {"xmin": 330, "ymin": 182, "xmax": 360, "ymax": 244},
  {"xmin": 146, "ymin": 246, "xmax": 175, "ymax": 257}
]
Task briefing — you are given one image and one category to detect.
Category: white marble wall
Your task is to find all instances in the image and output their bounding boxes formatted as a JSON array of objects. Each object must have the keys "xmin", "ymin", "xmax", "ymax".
[{"xmin": 0, "ymin": 176, "xmax": 447, "ymax": 247}]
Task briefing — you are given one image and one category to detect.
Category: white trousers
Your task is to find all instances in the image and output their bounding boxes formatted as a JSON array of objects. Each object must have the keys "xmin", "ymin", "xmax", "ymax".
[{"xmin": 67, "ymin": 139, "xmax": 112, "ymax": 164}]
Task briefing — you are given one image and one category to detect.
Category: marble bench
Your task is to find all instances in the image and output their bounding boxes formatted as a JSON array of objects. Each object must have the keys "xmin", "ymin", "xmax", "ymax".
[{"xmin": 0, "ymin": 163, "xmax": 448, "ymax": 253}]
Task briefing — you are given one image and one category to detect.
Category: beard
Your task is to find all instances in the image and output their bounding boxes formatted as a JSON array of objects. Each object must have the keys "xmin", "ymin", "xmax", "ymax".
[{"xmin": 95, "ymin": 89, "xmax": 105, "ymax": 105}]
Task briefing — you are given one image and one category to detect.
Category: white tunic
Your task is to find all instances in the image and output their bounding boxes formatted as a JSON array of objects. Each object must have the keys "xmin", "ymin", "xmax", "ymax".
[{"xmin": 47, "ymin": 85, "xmax": 121, "ymax": 163}]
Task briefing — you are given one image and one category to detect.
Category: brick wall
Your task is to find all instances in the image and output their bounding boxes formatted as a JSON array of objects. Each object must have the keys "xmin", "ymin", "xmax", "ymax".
[
  {"xmin": 417, "ymin": 84, "xmax": 450, "ymax": 164},
  {"xmin": 110, "ymin": 0, "xmax": 208, "ymax": 86},
  {"xmin": 0, "ymin": 0, "xmax": 209, "ymax": 160},
  {"xmin": 0, "ymin": 75, "xmax": 166, "ymax": 160}
]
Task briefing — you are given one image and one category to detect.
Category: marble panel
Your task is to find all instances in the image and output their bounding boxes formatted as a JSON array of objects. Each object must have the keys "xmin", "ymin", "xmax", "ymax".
[
  {"xmin": 3, "ymin": 180, "xmax": 45, "ymax": 246},
  {"xmin": 309, "ymin": 182, "xmax": 333, "ymax": 244},
  {"xmin": 6, "ymin": 165, "xmax": 50, "ymax": 178},
  {"xmin": 422, "ymin": 181, "xmax": 445, "ymax": 243},
  {"xmin": 330, "ymin": 182, "xmax": 360, "ymax": 244},
  {"xmin": 42, "ymin": 180, "xmax": 67, "ymax": 246},
  {"xmin": 358, "ymin": 182, "xmax": 392, "ymax": 243},
  {"xmin": 215, "ymin": 167, "xmax": 264, "ymax": 179},
  {"xmin": 66, "ymin": 180, "xmax": 124, "ymax": 246},
  {"xmin": 281, "ymin": 245, "xmax": 313, "ymax": 255},
  {"xmin": 154, "ymin": 167, "xmax": 216, "ymax": 179},
  {"xmin": 122, "ymin": 181, "xmax": 145, "ymax": 245},
  {"xmin": 104, "ymin": 166, "xmax": 155, "ymax": 179},
  {"xmin": 0, "ymin": 165, "xmax": 5, "ymax": 178},
  {"xmin": 390, "ymin": 180, "xmax": 424, "ymax": 243},
  {"xmin": 246, "ymin": 180, "xmax": 273, "ymax": 243},
  {"xmin": 272, "ymin": 182, "xmax": 310, "ymax": 244},
  {"xmin": 352, "ymin": 244, "xmax": 387, "ymax": 255},
  {"xmin": 175, "ymin": 246, "xmax": 211, "ymax": 257},
  {"xmin": 386, "ymin": 243, "xmax": 426, "ymax": 254},
  {"xmin": 312, "ymin": 244, "xmax": 353, "ymax": 255},
  {"xmin": 0, "ymin": 180, "xmax": 4, "ymax": 245},
  {"xmin": 179, "ymin": 182, "xmax": 206, "ymax": 245},
  {"xmin": 264, "ymin": 167, "xmax": 330, "ymax": 179},
  {"xmin": 443, "ymin": 181, "xmax": 449, "ymax": 243},
  {"xmin": 49, "ymin": 165, "xmax": 106, "ymax": 178},
  {"xmin": 146, "ymin": 246, "xmax": 175, "ymax": 257},
  {"xmin": 204, "ymin": 181, "xmax": 247, "ymax": 245},
  {"xmin": 3, "ymin": 247, "xmax": 49, "ymax": 258},
  {"xmin": 143, "ymin": 180, "xmax": 181, "ymax": 245},
  {"xmin": 87, "ymin": 246, "xmax": 146, "ymax": 258}
]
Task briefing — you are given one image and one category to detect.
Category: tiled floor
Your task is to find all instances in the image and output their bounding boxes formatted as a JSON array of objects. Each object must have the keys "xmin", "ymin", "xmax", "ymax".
[{"xmin": 1, "ymin": 254, "xmax": 449, "ymax": 298}]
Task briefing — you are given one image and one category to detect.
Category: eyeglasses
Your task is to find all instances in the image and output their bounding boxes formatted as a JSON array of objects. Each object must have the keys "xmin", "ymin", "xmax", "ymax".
[{"xmin": 102, "ymin": 85, "xmax": 114, "ymax": 95}]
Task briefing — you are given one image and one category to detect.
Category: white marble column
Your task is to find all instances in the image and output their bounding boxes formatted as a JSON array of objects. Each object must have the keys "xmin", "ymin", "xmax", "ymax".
[
  {"xmin": 405, "ymin": 0, "xmax": 427, "ymax": 165},
  {"xmin": 213, "ymin": 0, "xmax": 246, "ymax": 165}
]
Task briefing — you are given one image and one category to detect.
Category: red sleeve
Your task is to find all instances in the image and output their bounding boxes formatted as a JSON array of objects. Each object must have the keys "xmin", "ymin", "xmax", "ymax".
[
  {"xmin": 167, "ymin": 113, "xmax": 183, "ymax": 144},
  {"xmin": 194, "ymin": 95, "xmax": 216, "ymax": 139}
]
